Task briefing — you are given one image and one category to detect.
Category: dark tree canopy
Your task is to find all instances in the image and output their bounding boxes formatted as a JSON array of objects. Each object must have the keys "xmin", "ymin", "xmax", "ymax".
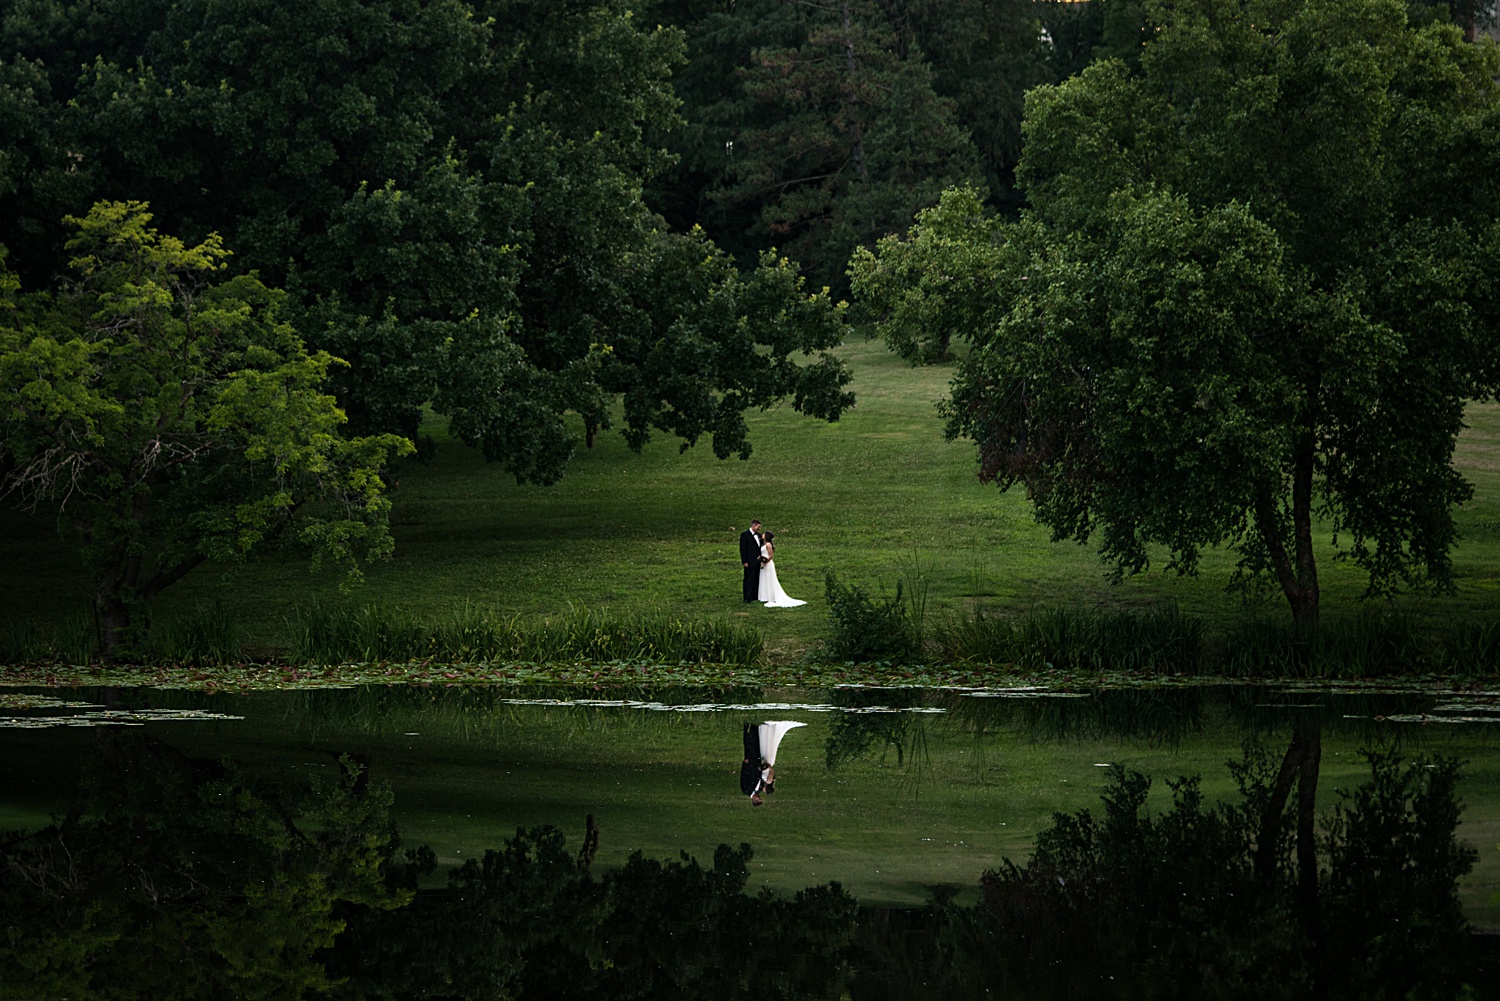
[
  {"xmin": 853, "ymin": 0, "xmax": 1500, "ymax": 625},
  {"xmin": 0, "ymin": 202, "xmax": 411, "ymax": 657},
  {"xmin": 0, "ymin": 0, "xmax": 854, "ymax": 483},
  {"xmin": 650, "ymin": 0, "xmax": 1049, "ymax": 292}
]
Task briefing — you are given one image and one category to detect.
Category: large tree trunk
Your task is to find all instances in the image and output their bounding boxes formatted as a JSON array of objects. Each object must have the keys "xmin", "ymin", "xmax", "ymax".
[
  {"xmin": 93, "ymin": 551, "xmax": 207, "ymax": 662},
  {"xmin": 1289, "ymin": 427, "xmax": 1320, "ymax": 628},
  {"xmin": 1253, "ymin": 423, "xmax": 1320, "ymax": 630},
  {"xmin": 94, "ymin": 590, "xmax": 133, "ymax": 665},
  {"xmin": 1254, "ymin": 714, "xmax": 1323, "ymax": 952},
  {"xmin": 1296, "ymin": 718, "xmax": 1322, "ymax": 943}
]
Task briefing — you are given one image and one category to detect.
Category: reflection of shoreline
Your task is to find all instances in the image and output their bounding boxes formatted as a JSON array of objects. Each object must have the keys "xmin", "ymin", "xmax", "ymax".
[
  {"xmin": 5, "ymin": 684, "xmax": 1500, "ymax": 927},
  {"xmin": 0, "ymin": 707, "xmax": 245, "ymax": 728},
  {"xmin": 500, "ymin": 697, "xmax": 947, "ymax": 714},
  {"xmin": 1, "ymin": 730, "xmax": 1485, "ymax": 997}
]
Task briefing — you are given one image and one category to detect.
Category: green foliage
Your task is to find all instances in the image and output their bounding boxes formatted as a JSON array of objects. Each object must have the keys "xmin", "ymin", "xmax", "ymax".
[
  {"xmin": 154, "ymin": 602, "xmax": 242, "ymax": 668},
  {"xmin": 1221, "ymin": 609, "xmax": 1424, "ymax": 678},
  {"xmin": 856, "ymin": 0, "xmax": 1500, "ymax": 626},
  {"xmin": 1036, "ymin": 0, "xmax": 1107, "ymax": 80},
  {"xmin": 923, "ymin": 748, "xmax": 1478, "ymax": 999},
  {"xmin": 0, "ymin": 736, "xmax": 408, "ymax": 1000},
  {"xmin": 0, "ymin": 611, "xmax": 92, "ymax": 666},
  {"xmin": 937, "ymin": 603, "xmax": 1204, "ymax": 674},
  {"xmin": 0, "ymin": 201, "xmax": 411, "ymax": 657},
  {"xmin": 661, "ymin": 0, "xmax": 995, "ymax": 291},
  {"xmin": 20, "ymin": 595, "xmax": 1500, "ymax": 679},
  {"xmin": 939, "ymin": 603, "xmax": 1500, "ymax": 678},
  {"xmin": 822, "ymin": 569, "xmax": 920, "ymax": 663},
  {"xmin": 849, "ymin": 185, "xmax": 1018, "ymax": 364},
  {"xmin": 0, "ymin": 0, "xmax": 854, "ymax": 482}
]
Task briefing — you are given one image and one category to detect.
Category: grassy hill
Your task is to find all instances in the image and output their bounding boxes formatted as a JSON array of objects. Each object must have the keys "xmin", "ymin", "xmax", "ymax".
[{"xmin": 5, "ymin": 338, "xmax": 1500, "ymax": 663}]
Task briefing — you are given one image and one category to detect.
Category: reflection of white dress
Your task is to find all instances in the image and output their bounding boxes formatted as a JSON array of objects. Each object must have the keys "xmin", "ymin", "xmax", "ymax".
[
  {"xmin": 757, "ymin": 545, "xmax": 806, "ymax": 607},
  {"xmin": 757, "ymin": 720, "xmax": 806, "ymax": 765}
]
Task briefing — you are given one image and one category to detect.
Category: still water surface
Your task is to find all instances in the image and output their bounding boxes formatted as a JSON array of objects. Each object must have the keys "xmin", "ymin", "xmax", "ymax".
[{"xmin": 3, "ymin": 682, "xmax": 1498, "ymax": 921}]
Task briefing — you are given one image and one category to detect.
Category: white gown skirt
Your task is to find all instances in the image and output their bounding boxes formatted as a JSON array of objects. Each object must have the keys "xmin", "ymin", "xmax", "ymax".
[
  {"xmin": 757, "ymin": 720, "xmax": 807, "ymax": 766},
  {"xmin": 757, "ymin": 559, "xmax": 806, "ymax": 607}
]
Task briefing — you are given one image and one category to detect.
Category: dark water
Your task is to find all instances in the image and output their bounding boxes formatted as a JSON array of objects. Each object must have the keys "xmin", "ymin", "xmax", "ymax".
[
  {"xmin": 3, "ymin": 683, "xmax": 1499, "ymax": 908},
  {"xmin": 2, "ymin": 682, "xmax": 1499, "ymax": 998}
]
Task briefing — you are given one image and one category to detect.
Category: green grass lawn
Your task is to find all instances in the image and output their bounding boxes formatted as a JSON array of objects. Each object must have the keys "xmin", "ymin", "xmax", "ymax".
[{"xmin": 6, "ymin": 338, "xmax": 1500, "ymax": 661}]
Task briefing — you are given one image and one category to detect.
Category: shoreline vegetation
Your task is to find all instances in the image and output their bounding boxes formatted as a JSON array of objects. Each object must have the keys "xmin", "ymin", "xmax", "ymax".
[
  {"xmin": 7, "ymin": 342, "xmax": 1500, "ymax": 685},
  {"xmin": 4, "ymin": 598, "xmax": 1500, "ymax": 689}
]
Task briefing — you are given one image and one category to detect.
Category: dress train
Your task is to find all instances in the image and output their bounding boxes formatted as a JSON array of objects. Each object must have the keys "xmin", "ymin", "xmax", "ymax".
[
  {"xmin": 757, "ymin": 720, "xmax": 806, "ymax": 766},
  {"xmin": 757, "ymin": 546, "xmax": 806, "ymax": 607}
]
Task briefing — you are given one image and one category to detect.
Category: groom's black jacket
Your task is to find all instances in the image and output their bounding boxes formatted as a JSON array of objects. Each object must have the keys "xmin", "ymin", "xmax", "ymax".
[
  {"xmin": 739, "ymin": 723, "xmax": 761, "ymax": 796},
  {"xmin": 739, "ymin": 529, "xmax": 761, "ymax": 566},
  {"xmin": 740, "ymin": 529, "xmax": 761, "ymax": 602}
]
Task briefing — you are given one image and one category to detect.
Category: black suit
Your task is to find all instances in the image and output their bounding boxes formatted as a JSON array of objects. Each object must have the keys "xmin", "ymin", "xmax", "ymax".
[
  {"xmin": 740, "ymin": 529, "xmax": 762, "ymax": 602},
  {"xmin": 739, "ymin": 723, "xmax": 762, "ymax": 796}
]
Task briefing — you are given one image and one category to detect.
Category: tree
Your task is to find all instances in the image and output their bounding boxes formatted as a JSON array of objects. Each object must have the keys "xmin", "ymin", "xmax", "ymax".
[
  {"xmin": 0, "ymin": 734, "xmax": 409, "ymax": 1000},
  {"xmin": 936, "ymin": 747, "xmax": 1476, "ymax": 1000},
  {"xmin": 0, "ymin": 201, "xmax": 411, "ymax": 658},
  {"xmin": 891, "ymin": 0, "xmax": 1052, "ymax": 216},
  {"xmin": 1035, "ymin": 0, "xmax": 1107, "ymax": 81},
  {"xmin": 850, "ymin": 186, "xmax": 1015, "ymax": 363},
  {"xmin": 658, "ymin": 0, "xmax": 986, "ymax": 292},
  {"xmin": 853, "ymin": 0, "xmax": 1500, "ymax": 625},
  {"xmin": 1406, "ymin": 0, "xmax": 1499, "ymax": 39},
  {"xmin": 0, "ymin": 0, "xmax": 855, "ymax": 480}
]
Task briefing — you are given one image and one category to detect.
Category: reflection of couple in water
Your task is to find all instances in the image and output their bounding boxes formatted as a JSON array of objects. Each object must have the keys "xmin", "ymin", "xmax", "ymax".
[{"xmin": 740, "ymin": 721, "xmax": 806, "ymax": 806}]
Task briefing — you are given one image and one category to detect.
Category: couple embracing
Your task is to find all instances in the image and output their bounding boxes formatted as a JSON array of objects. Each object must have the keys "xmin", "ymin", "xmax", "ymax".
[{"xmin": 739, "ymin": 519, "xmax": 805, "ymax": 608}]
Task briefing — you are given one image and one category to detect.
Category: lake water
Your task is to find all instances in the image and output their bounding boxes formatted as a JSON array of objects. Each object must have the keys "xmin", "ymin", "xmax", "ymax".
[{"xmin": 3, "ymin": 681, "xmax": 1498, "ymax": 923}]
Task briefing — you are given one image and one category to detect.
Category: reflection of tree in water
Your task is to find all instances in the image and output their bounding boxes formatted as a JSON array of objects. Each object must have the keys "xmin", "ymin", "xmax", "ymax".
[
  {"xmin": 824, "ymin": 688, "xmax": 931, "ymax": 772},
  {"xmin": 946, "ymin": 685, "xmax": 1486, "ymax": 754},
  {"xmin": 981, "ymin": 687, "xmax": 1207, "ymax": 749},
  {"xmin": 2, "ymin": 717, "xmax": 1494, "ymax": 998},
  {"xmin": 1224, "ymin": 687, "xmax": 1477, "ymax": 748},
  {"xmin": 0, "ymin": 728, "xmax": 409, "ymax": 1000},
  {"xmin": 855, "ymin": 742, "xmax": 1486, "ymax": 1000},
  {"xmin": 0, "ymin": 730, "xmax": 858, "ymax": 1000},
  {"xmin": 333, "ymin": 834, "xmax": 858, "ymax": 1001}
]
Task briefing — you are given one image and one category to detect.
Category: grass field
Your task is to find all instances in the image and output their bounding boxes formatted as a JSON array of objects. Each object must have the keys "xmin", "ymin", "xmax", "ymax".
[{"xmin": 5, "ymin": 338, "xmax": 1500, "ymax": 663}]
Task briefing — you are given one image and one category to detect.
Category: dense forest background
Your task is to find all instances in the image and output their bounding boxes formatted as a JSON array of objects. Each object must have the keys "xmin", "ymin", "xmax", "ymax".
[{"xmin": 4, "ymin": 0, "xmax": 1491, "ymax": 454}]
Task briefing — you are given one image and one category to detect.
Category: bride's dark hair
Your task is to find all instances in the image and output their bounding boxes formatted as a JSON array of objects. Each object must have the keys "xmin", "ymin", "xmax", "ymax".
[{"xmin": 763, "ymin": 531, "xmax": 775, "ymax": 542}]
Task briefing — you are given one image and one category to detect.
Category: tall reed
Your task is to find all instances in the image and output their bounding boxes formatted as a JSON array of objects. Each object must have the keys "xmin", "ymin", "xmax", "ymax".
[
  {"xmin": 935, "ymin": 603, "xmax": 1204, "ymax": 674},
  {"xmin": 154, "ymin": 602, "xmax": 242, "ymax": 666},
  {"xmin": 1221, "ymin": 608, "xmax": 1472, "ymax": 678},
  {"xmin": 287, "ymin": 601, "xmax": 763, "ymax": 668},
  {"xmin": 0, "ymin": 613, "xmax": 94, "ymax": 666}
]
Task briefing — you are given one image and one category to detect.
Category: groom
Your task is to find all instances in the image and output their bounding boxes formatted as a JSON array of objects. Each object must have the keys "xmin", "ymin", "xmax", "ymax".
[{"xmin": 740, "ymin": 519, "xmax": 763, "ymax": 603}]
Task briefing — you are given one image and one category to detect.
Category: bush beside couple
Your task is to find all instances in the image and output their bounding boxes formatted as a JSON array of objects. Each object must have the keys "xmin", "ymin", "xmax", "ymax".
[{"xmin": 738, "ymin": 519, "xmax": 805, "ymax": 607}]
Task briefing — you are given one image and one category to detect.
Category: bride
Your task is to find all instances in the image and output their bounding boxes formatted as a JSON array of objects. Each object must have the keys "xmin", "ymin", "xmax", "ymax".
[{"xmin": 756, "ymin": 532, "xmax": 806, "ymax": 607}]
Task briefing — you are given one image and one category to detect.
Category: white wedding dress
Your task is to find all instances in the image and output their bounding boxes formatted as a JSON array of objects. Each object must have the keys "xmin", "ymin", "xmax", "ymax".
[
  {"xmin": 757, "ymin": 720, "xmax": 806, "ymax": 765},
  {"xmin": 757, "ymin": 544, "xmax": 806, "ymax": 607}
]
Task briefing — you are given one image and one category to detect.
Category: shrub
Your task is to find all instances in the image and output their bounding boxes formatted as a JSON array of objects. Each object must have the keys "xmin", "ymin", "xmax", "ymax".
[{"xmin": 823, "ymin": 570, "xmax": 919, "ymax": 663}]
